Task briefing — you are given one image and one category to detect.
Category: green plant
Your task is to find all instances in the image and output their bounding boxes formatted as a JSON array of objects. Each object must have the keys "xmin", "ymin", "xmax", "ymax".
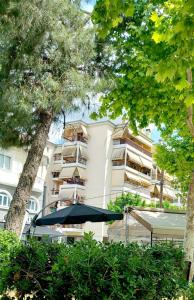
[
  {"xmin": 108, "ymin": 193, "xmax": 145, "ymax": 213},
  {"xmin": 1, "ymin": 233, "xmax": 189, "ymax": 299},
  {"xmin": 0, "ymin": 229, "xmax": 19, "ymax": 293}
]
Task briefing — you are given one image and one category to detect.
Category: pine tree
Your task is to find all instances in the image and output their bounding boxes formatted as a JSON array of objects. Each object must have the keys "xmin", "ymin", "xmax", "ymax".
[{"xmin": 0, "ymin": 0, "xmax": 96, "ymax": 236}]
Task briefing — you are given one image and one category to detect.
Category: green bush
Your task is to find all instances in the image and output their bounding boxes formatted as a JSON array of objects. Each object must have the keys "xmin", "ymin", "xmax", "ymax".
[
  {"xmin": 0, "ymin": 229, "xmax": 19, "ymax": 293},
  {"xmin": 1, "ymin": 233, "xmax": 189, "ymax": 299}
]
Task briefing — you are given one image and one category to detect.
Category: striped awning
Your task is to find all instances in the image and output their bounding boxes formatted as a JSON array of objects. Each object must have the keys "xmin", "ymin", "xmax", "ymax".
[
  {"xmin": 127, "ymin": 150, "xmax": 142, "ymax": 166},
  {"xmin": 79, "ymin": 146, "xmax": 88, "ymax": 159},
  {"xmin": 54, "ymin": 147, "xmax": 62, "ymax": 155},
  {"xmin": 80, "ymin": 125, "xmax": 88, "ymax": 139},
  {"xmin": 139, "ymin": 157, "xmax": 152, "ymax": 169},
  {"xmin": 125, "ymin": 171, "xmax": 150, "ymax": 186},
  {"xmin": 52, "ymin": 164, "xmax": 62, "ymax": 172},
  {"xmin": 59, "ymin": 167, "xmax": 75, "ymax": 179},
  {"xmin": 62, "ymin": 146, "xmax": 76, "ymax": 157},
  {"xmin": 127, "ymin": 150, "xmax": 152, "ymax": 169},
  {"xmin": 112, "ymin": 148, "xmax": 125, "ymax": 160},
  {"xmin": 163, "ymin": 187, "xmax": 177, "ymax": 199},
  {"xmin": 76, "ymin": 167, "xmax": 86, "ymax": 179}
]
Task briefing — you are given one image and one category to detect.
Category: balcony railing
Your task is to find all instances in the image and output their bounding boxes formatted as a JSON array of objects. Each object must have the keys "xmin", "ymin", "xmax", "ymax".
[
  {"xmin": 112, "ymin": 161, "xmax": 151, "ymax": 177},
  {"xmin": 63, "ymin": 157, "xmax": 87, "ymax": 165},
  {"xmin": 66, "ymin": 178, "xmax": 85, "ymax": 186},
  {"xmin": 119, "ymin": 138, "xmax": 152, "ymax": 157},
  {"xmin": 124, "ymin": 181, "xmax": 151, "ymax": 197}
]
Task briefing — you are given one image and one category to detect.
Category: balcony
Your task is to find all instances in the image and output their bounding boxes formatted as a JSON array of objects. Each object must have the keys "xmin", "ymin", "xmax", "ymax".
[
  {"xmin": 112, "ymin": 160, "xmax": 151, "ymax": 179},
  {"xmin": 112, "ymin": 165, "xmax": 151, "ymax": 192},
  {"xmin": 59, "ymin": 184, "xmax": 85, "ymax": 201},
  {"xmin": 63, "ymin": 124, "xmax": 88, "ymax": 145},
  {"xmin": 114, "ymin": 138, "xmax": 152, "ymax": 157},
  {"xmin": 123, "ymin": 181, "xmax": 151, "ymax": 199}
]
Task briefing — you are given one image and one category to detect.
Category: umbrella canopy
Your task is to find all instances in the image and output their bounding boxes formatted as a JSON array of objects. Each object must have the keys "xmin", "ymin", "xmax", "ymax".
[{"xmin": 35, "ymin": 203, "xmax": 123, "ymax": 226}]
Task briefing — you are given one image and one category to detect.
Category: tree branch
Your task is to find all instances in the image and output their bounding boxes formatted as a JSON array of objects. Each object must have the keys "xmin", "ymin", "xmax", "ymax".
[
  {"xmin": 187, "ymin": 106, "xmax": 194, "ymax": 139},
  {"xmin": 186, "ymin": 69, "xmax": 194, "ymax": 138}
]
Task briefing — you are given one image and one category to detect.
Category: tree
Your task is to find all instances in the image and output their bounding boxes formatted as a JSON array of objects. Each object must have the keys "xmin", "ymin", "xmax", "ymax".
[
  {"xmin": 108, "ymin": 193, "xmax": 145, "ymax": 213},
  {"xmin": 154, "ymin": 135, "xmax": 194, "ymax": 201},
  {"xmin": 0, "ymin": 0, "xmax": 96, "ymax": 236},
  {"xmin": 92, "ymin": 0, "xmax": 194, "ymax": 276}
]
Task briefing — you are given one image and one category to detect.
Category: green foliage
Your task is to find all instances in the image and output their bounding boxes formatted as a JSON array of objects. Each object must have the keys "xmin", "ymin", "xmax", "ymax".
[
  {"xmin": 108, "ymin": 193, "xmax": 186, "ymax": 213},
  {"xmin": 0, "ymin": 0, "xmax": 96, "ymax": 148},
  {"xmin": 0, "ymin": 229, "xmax": 19, "ymax": 293},
  {"xmin": 92, "ymin": 0, "xmax": 193, "ymax": 138},
  {"xmin": 154, "ymin": 134, "xmax": 194, "ymax": 194},
  {"xmin": 1, "ymin": 233, "xmax": 189, "ymax": 299},
  {"xmin": 108, "ymin": 193, "xmax": 146, "ymax": 213},
  {"xmin": 93, "ymin": 0, "xmax": 134, "ymax": 38}
]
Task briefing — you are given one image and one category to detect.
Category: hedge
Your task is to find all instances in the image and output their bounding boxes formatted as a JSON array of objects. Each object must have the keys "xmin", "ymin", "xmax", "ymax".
[{"xmin": 0, "ymin": 231, "xmax": 190, "ymax": 300}]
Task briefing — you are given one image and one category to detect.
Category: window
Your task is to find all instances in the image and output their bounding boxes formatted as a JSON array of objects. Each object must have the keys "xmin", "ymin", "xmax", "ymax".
[
  {"xmin": 0, "ymin": 154, "xmax": 11, "ymax": 169},
  {"xmin": 0, "ymin": 192, "xmax": 11, "ymax": 207},
  {"xmin": 27, "ymin": 198, "xmax": 38, "ymax": 212}
]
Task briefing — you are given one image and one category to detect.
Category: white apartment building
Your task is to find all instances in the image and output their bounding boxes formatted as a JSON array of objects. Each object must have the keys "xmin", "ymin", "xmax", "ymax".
[
  {"xmin": 48, "ymin": 120, "xmax": 178, "ymax": 241},
  {"xmin": 0, "ymin": 142, "xmax": 54, "ymax": 226}
]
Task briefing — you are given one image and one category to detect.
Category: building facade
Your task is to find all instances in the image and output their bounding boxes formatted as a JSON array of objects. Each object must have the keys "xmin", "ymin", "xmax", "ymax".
[
  {"xmin": 47, "ymin": 120, "xmax": 179, "ymax": 241},
  {"xmin": 0, "ymin": 142, "xmax": 54, "ymax": 225}
]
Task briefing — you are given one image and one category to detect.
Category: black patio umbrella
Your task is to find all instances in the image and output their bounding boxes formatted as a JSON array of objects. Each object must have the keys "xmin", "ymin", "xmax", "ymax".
[{"xmin": 35, "ymin": 203, "xmax": 123, "ymax": 226}]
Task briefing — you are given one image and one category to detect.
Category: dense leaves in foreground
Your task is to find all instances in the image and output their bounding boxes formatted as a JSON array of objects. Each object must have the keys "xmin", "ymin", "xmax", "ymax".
[{"xmin": 0, "ymin": 230, "xmax": 189, "ymax": 300}]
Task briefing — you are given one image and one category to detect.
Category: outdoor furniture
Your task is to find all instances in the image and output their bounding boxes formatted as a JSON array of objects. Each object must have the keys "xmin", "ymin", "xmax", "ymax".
[{"xmin": 35, "ymin": 202, "xmax": 123, "ymax": 226}]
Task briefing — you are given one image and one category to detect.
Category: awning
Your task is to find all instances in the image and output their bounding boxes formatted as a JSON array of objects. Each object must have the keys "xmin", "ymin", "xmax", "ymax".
[
  {"xmin": 150, "ymin": 185, "xmax": 177, "ymax": 199},
  {"xmin": 125, "ymin": 171, "xmax": 150, "ymax": 186},
  {"xmin": 112, "ymin": 129, "xmax": 124, "ymax": 139},
  {"xmin": 130, "ymin": 209, "xmax": 185, "ymax": 237},
  {"xmin": 63, "ymin": 127, "xmax": 74, "ymax": 139},
  {"xmin": 62, "ymin": 146, "xmax": 76, "ymax": 157},
  {"xmin": 127, "ymin": 150, "xmax": 142, "ymax": 166},
  {"xmin": 59, "ymin": 188, "xmax": 75, "ymax": 200},
  {"xmin": 59, "ymin": 186, "xmax": 85, "ymax": 200},
  {"xmin": 149, "ymin": 184, "xmax": 157, "ymax": 193},
  {"xmin": 76, "ymin": 167, "xmax": 86, "ymax": 179},
  {"xmin": 112, "ymin": 127, "xmax": 129, "ymax": 139},
  {"xmin": 112, "ymin": 148, "xmax": 126, "ymax": 160},
  {"xmin": 163, "ymin": 187, "xmax": 177, "ymax": 199},
  {"xmin": 59, "ymin": 167, "xmax": 75, "ymax": 179},
  {"xmin": 52, "ymin": 164, "xmax": 62, "ymax": 172},
  {"xmin": 139, "ymin": 157, "xmax": 152, "ymax": 169},
  {"xmin": 79, "ymin": 146, "xmax": 88, "ymax": 159},
  {"xmin": 80, "ymin": 125, "xmax": 88, "ymax": 139},
  {"xmin": 54, "ymin": 147, "xmax": 62, "ymax": 155}
]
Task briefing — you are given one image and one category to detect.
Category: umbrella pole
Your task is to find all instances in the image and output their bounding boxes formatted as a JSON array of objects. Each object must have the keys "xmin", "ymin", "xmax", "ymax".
[{"xmin": 26, "ymin": 198, "xmax": 70, "ymax": 238}]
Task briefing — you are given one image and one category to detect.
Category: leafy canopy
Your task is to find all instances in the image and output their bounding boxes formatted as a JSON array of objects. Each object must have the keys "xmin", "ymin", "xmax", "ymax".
[
  {"xmin": 0, "ymin": 0, "xmax": 96, "ymax": 148},
  {"xmin": 92, "ymin": 0, "xmax": 194, "ymax": 138},
  {"xmin": 154, "ymin": 134, "xmax": 194, "ymax": 194}
]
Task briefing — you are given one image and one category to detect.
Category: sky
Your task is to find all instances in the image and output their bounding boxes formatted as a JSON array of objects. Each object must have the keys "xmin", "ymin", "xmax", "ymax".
[{"xmin": 81, "ymin": 0, "xmax": 96, "ymax": 12}]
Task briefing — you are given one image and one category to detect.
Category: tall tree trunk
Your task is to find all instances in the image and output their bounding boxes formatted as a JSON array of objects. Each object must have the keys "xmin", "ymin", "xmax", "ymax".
[
  {"xmin": 184, "ymin": 170, "xmax": 194, "ymax": 281},
  {"xmin": 5, "ymin": 111, "xmax": 53, "ymax": 236}
]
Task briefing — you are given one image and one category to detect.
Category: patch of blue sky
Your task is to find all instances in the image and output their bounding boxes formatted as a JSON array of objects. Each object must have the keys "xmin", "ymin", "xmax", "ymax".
[{"xmin": 81, "ymin": 0, "xmax": 96, "ymax": 12}]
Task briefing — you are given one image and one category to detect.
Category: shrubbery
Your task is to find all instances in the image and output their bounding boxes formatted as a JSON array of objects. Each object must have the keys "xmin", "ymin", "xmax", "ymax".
[
  {"xmin": 0, "ymin": 229, "xmax": 19, "ymax": 293},
  {"xmin": 0, "ymin": 231, "xmax": 189, "ymax": 300},
  {"xmin": 108, "ymin": 193, "xmax": 186, "ymax": 213}
]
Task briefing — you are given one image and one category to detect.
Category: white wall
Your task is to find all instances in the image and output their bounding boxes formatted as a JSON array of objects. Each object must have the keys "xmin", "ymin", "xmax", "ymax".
[{"xmin": 84, "ymin": 123, "xmax": 114, "ymax": 241}]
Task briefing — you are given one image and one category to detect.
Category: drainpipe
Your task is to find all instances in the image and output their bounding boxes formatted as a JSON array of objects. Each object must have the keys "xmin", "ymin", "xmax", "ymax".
[{"xmin": 42, "ymin": 184, "xmax": 47, "ymax": 216}]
